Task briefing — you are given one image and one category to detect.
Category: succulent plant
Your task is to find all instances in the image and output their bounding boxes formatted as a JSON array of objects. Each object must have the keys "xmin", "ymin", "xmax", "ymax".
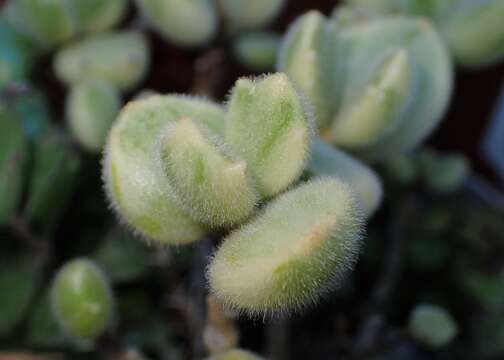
[
  {"xmin": 104, "ymin": 73, "xmax": 313, "ymax": 244},
  {"xmin": 135, "ymin": 0, "xmax": 218, "ymax": 47},
  {"xmin": 54, "ymin": 31, "xmax": 150, "ymax": 91},
  {"xmin": 66, "ymin": 79, "xmax": 121, "ymax": 153},
  {"xmin": 219, "ymin": 0, "xmax": 287, "ymax": 30},
  {"xmin": 233, "ymin": 31, "xmax": 281, "ymax": 72},
  {"xmin": 347, "ymin": 0, "xmax": 504, "ymax": 68},
  {"xmin": 208, "ymin": 178, "xmax": 364, "ymax": 316},
  {"xmin": 278, "ymin": 8, "xmax": 453, "ymax": 161},
  {"xmin": 408, "ymin": 304, "xmax": 458, "ymax": 349},
  {"xmin": 51, "ymin": 259, "xmax": 113, "ymax": 339}
]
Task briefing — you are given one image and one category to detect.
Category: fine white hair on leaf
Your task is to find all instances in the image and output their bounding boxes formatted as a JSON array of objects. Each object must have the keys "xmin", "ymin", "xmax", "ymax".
[{"xmin": 207, "ymin": 177, "xmax": 365, "ymax": 318}]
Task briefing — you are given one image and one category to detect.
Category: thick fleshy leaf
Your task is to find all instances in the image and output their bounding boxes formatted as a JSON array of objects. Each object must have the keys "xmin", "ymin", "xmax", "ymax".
[
  {"xmin": 308, "ymin": 139, "xmax": 383, "ymax": 216},
  {"xmin": 6, "ymin": 0, "xmax": 75, "ymax": 47},
  {"xmin": 208, "ymin": 178, "xmax": 364, "ymax": 316},
  {"xmin": 0, "ymin": 108, "xmax": 28, "ymax": 225},
  {"xmin": 73, "ymin": 0, "xmax": 127, "ymax": 34},
  {"xmin": 66, "ymin": 79, "xmax": 121, "ymax": 153},
  {"xmin": 24, "ymin": 129, "xmax": 81, "ymax": 234},
  {"xmin": 54, "ymin": 31, "xmax": 150, "ymax": 91},
  {"xmin": 135, "ymin": 0, "xmax": 217, "ymax": 47},
  {"xmin": 225, "ymin": 73, "xmax": 312, "ymax": 198},
  {"xmin": 51, "ymin": 259, "xmax": 113, "ymax": 339},
  {"xmin": 0, "ymin": 256, "xmax": 43, "ymax": 334},
  {"xmin": 219, "ymin": 0, "xmax": 286, "ymax": 30},
  {"xmin": 233, "ymin": 31, "xmax": 280, "ymax": 72},
  {"xmin": 408, "ymin": 304, "xmax": 458, "ymax": 349},
  {"xmin": 331, "ymin": 49, "xmax": 411, "ymax": 148},
  {"xmin": 278, "ymin": 11, "xmax": 335, "ymax": 129},
  {"xmin": 104, "ymin": 95, "xmax": 225, "ymax": 245},
  {"xmin": 159, "ymin": 117, "xmax": 257, "ymax": 227}
]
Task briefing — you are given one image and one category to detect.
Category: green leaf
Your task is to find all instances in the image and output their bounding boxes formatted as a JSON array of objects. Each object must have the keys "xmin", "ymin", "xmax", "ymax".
[
  {"xmin": 93, "ymin": 227, "xmax": 151, "ymax": 284},
  {"xmin": 159, "ymin": 117, "xmax": 258, "ymax": 227},
  {"xmin": 0, "ymin": 256, "xmax": 42, "ymax": 334},
  {"xmin": 0, "ymin": 108, "xmax": 28, "ymax": 225},
  {"xmin": 24, "ymin": 129, "xmax": 80, "ymax": 234},
  {"xmin": 26, "ymin": 290, "xmax": 67, "ymax": 347},
  {"xmin": 225, "ymin": 73, "xmax": 312, "ymax": 198}
]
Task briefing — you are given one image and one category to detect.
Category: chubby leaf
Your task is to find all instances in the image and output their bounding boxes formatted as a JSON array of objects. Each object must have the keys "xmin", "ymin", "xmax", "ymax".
[
  {"xmin": 225, "ymin": 73, "xmax": 312, "ymax": 198},
  {"xmin": 73, "ymin": 0, "xmax": 127, "ymax": 34},
  {"xmin": 104, "ymin": 95, "xmax": 225, "ymax": 245},
  {"xmin": 159, "ymin": 117, "xmax": 257, "ymax": 227},
  {"xmin": 331, "ymin": 49, "xmax": 411, "ymax": 148},
  {"xmin": 278, "ymin": 11, "xmax": 335, "ymax": 129},
  {"xmin": 54, "ymin": 31, "xmax": 149, "ymax": 91},
  {"xmin": 233, "ymin": 31, "xmax": 280, "ymax": 72},
  {"xmin": 219, "ymin": 0, "xmax": 286, "ymax": 30},
  {"xmin": 135, "ymin": 0, "xmax": 217, "ymax": 47},
  {"xmin": 408, "ymin": 304, "xmax": 458, "ymax": 349},
  {"xmin": 51, "ymin": 259, "xmax": 113, "ymax": 339},
  {"xmin": 66, "ymin": 79, "xmax": 121, "ymax": 153},
  {"xmin": 0, "ymin": 108, "xmax": 28, "ymax": 225},
  {"xmin": 208, "ymin": 178, "xmax": 364, "ymax": 316},
  {"xmin": 308, "ymin": 139, "xmax": 383, "ymax": 216}
]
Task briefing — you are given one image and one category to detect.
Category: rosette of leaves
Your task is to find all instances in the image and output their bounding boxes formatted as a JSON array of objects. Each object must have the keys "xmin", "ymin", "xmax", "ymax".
[
  {"xmin": 278, "ymin": 7, "xmax": 453, "ymax": 161},
  {"xmin": 347, "ymin": 0, "xmax": 504, "ymax": 67},
  {"xmin": 104, "ymin": 73, "xmax": 366, "ymax": 315}
]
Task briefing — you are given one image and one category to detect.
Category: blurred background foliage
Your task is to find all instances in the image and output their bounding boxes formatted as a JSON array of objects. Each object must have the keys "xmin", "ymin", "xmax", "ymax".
[{"xmin": 0, "ymin": 0, "xmax": 504, "ymax": 359}]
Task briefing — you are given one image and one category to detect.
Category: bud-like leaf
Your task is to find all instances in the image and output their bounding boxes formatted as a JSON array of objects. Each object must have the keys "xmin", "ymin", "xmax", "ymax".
[
  {"xmin": 233, "ymin": 31, "xmax": 280, "ymax": 72},
  {"xmin": 219, "ymin": 0, "xmax": 286, "ymax": 30},
  {"xmin": 73, "ymin": 0, "xmax": 127, "ymax": 34},
  {"xmin": 331, "ymin": 49, "xmax": 411, "ymax": 149},
  {"xmin": 208, "ymin": 178, "xmax": 363, "ymax": 316},
  {"xmin": 159, "ymin": 117, "xmax": 258, "ymax": 227},
  {"xmin": 135, "ymin": 0, "xmax": 218, "ymax": 47},
  {"xmin": 6, "ymin": 0, "xmax": 75, "ymax": 47},
  {"xmin": 408, "ymin": 304, "xmax": 458, "ymax": 349},
  {"xmin": 54, "ymin": 31, "xmax": 150, "ymax": 91},
  {"xmin": 67, "ymin": 79, "xmax": 121, "ymax": 153},
  {"xmin": 278, "ymin": 10, "xmax": 453, "ymax": 161},
  {"xmin": 278, "ymin": 11, "xmax": 335, "ymax": 129},
  {"xmin": 51, "ymin": 259, "xmax": 113, "ymax": 339},
  {"xmin": 225, "ymin": 73, "xmax": 312, "ymax": 198},
  {"xmin": 103, "ymin": 95, "xmax": 226, "ymax": 245},
  {"xmin": 308, "ymin": 139, "xmax": 383, "ymax": 216}
]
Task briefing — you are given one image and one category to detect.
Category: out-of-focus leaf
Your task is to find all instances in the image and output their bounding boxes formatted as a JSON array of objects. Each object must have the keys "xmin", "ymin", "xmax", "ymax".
[
  {"xmin": 93, "ymin": 227, "xmax": 150, "ymax": 284},
  {"xmin": 26, "ymin": 290, "xmax": 66, "ymax": 347},
  {"xmin": 24, "ymin": 129, "xmax": 80, "ymax": 234},
  {"xmin": 458, "ymin": 271, "xmax": 504, "ymax": 310},
  {"xmin": 407, "ymin": 235, "xmax": 448, "ymax": 271},
  {"xmin": 0, "ymin": 108, "xmax": 28, "ymax": 225},
  {"xmin": 0, "ymin": 256, "xmax": 43, "ymax": 334},
  {"xmin": 12, "ymin": 88, "xmax": 51, "ymax": 140}
]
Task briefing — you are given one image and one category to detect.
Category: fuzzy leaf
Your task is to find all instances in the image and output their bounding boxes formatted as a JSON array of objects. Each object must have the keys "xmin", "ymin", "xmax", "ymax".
[
  {"xmin": 159, "ymin": 117, "xmax": 257, "ymax": 227},
  {"xmin": 278, "ymin": 11, "xmax": 336, "ymax": 129},
  {"xmin": 208, "ymin": 178, "xmax": 363, "ymax": 316},
  {"xmin": 308, "ymin": 139, "xmax": 383, "ymax": 216},
  {"xmin": 54, "ymin": 31, "xmax": 149, "ymax": 91},
  {"xmin": 104, "ymin": 95, "xmax": 226, "ymax": 245},
  {"xmin": 135, "ymin": 0, "xmax": 217, "ymax": 47},
  {"xmin": 225, "ymin": 73, "xmax": 312, "ymax": 198},
  {"xmin": 331, "ymin": 49, "xmax": 411, "ymax": 148},
  {"xmin": 66, "ymin": 79, "xmax": 121, "ymax": 153}
]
